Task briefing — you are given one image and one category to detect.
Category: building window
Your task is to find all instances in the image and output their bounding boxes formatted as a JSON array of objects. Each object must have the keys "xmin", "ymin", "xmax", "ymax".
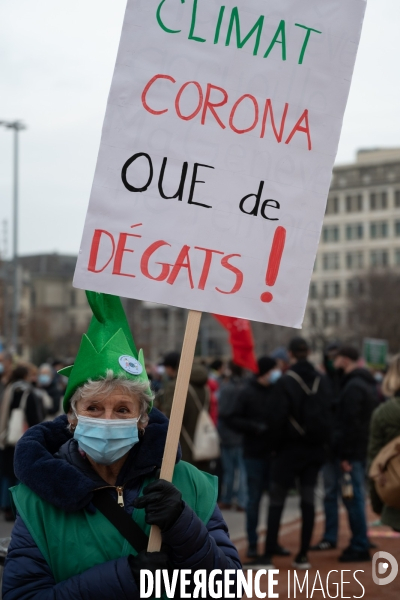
[
  {"xmin": 370, "ymin": 221, "xmax": 388, "ymax": 239},
  {"xmin": 323, "ymin": 281, "xmax": 341, "ymax": 298},
  {"xmin": 370, "ymin": 249, "xmax": 389, "ymax": 267},
  {"xmin": 346, "ymin": 252, "xmax": 364, "ymax": 270},
  {"xmin": 347, "ymin": 311, "xmax": 356, "ymax": 327},
  {"xmin": 347, "ymin": 280, "xmax": 353, "ymax": 296},
  {"xmin": 346, "ymin": 224, "xmax": 363, "ymax": 241},
  {"xmin": 310, "ymin": 309, "xmax": 318, "ymax": 327},
  {"xmin": 370, "ymin": 191, "xmax": 388, "ymax": 210},
  {"xmin": 323, "ymin": 309, "xmax": 341, "ymax": 327},
  {"xmin": 346, "ymin": 195, "xmax": 363, "ymax": 213},
  {"xmin": 395, "ymin": 190, "xmax": 400, "ymax": 208},
  {"xmin": 323, "ymin": 226, "xmax": 340, "ymax": 243},
  {"xmin": 31, "ymin": 289, "xmax": 37, "ymax": 309},
  {"xmin": 395, "ymin": 222, "xmax": 400, "ymax": 237},
  {"xmin": 347, "ymin": 278, "xmax": 364, "ymax": 296},
  {"xmin": 326, "ymin": 196, "xmax": 339, "ymax": 214},
  {"xmin": 323, "ymin": 253, "xmax": 340, "ymax": 270},
  {"xmin": 310, "ymin": 283, "xmax": 318, "ymax": 299},
  {"xmin": 395, "ymin": 249, "xmax": 400, "ymax": 265}
]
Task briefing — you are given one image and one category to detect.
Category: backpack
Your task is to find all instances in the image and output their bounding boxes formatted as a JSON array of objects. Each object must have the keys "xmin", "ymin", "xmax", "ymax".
[
  {"xmin": 0, "ymin": 383, "xmax": 31, "ymax": 448},
  {"xmin": 369, "ymin": 435, "xmax": 400, "ymax": 510},
  {"xmin": 286, "ymin": 370, "xmax": 332, "ymax": 445},
  {"xmin": 181, "ymin": 385, "xmax": 220, "ymax": 462}
]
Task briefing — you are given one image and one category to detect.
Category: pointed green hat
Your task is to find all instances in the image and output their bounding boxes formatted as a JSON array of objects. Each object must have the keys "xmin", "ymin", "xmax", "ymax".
[{"xmin": 60, "ymin": 291, "xmax": 151, "ymax": 413}]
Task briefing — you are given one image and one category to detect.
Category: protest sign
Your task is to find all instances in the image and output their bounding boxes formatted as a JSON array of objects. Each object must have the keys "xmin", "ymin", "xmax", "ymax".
[
  {"xmin": 73, "ymin": 0, "xmax": 366, "ymax": 328},
  {"xmin": 363, "ymin": 338, "xmax": 388, "ymax": 371}
]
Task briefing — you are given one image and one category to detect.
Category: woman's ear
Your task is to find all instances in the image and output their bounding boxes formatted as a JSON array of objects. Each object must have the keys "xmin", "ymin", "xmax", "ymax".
[
  {"xmin": 67, "ymin": 410, "xmax": 77, "ymax": 433},
  {"xmin": 138, "ymin": 420, "xmax": 148, "ymax": 435}
]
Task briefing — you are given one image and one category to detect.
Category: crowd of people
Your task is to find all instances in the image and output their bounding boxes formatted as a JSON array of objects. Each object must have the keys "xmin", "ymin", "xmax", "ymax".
[
  {"xmin": 152, "ymin": 338, "xmax": 400, "ymax": 571},
  {"xmin": 0, "ymin": 352, "xmax": 66, "ymax": 520},
  {"xmin": 0, "ymin": 330, "xmax": 399, "ymax": 581}
]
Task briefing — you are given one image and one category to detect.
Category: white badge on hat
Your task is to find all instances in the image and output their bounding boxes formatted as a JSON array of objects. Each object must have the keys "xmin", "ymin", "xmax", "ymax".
[{"xmin": 119, "ymin": 355, "xmax": 143, "ymax": 375}]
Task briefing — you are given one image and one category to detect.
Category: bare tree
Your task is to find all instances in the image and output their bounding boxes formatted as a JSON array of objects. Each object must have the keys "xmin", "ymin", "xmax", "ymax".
[{"xmin": 348, "ymin": 270, "xmax": 400, "ymax": 353}]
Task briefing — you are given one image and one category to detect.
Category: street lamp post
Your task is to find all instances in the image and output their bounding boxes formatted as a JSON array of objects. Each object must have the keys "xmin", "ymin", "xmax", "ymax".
[{"xmin": 0, "ymin": 120, "xmax": 27, "ymax": 352}]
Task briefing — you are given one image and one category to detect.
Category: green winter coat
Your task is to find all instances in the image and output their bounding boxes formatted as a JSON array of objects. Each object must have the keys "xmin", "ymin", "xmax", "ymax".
[{"xmin": 368, "ymin": 396, "xmax": 400, "ymax": 531}]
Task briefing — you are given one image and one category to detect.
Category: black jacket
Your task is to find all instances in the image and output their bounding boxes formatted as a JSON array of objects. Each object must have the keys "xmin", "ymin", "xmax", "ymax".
[
  {"xmin": 2, "ymin": 382, "xmax": 45, "ymax": 480},
  {"xmin": 217, "ymin": 377, "xmax": 244, "ymax": 447},
  {"xmin": 334, "ymin": 368, "xmax": 379, "ymax": 461},
  {"xmin": 228, "ymin": 378, "xmax": 275, "ymax": 458},
  {"xmin": 40, "ymin": 378, "xmax": 63, "ymax": 416},
  {"xmin": 266, "ymin": 360, "xmax": 334, "ymax": 452}
]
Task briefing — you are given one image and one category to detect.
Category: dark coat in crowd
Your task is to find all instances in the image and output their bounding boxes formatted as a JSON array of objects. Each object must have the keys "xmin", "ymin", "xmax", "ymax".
[
  {"xmin": 40, "ymin": 378, "xmax": 63, "ymax": 416},
  {"xmin": 264, "ymin": 360, "xmax": 334, "ymax": 487},
  {"xmin": 228, "ymin": 378, "xmax": 275, "ymax": 458},
  {"xmin": 161, "ymin": 365, "xmax": 209, "ymax": 466},
  {"xmin": 1, "ymin": 382, "xmax": 44, "ymax": 480},
  {"xmin": 3, "ymin": 410, "xmax": 241, "ymax": 600},
  {"xmin": 266, "ymin": 360, "xmax": 334, "ymax": 450},
  {"xmin": 334, "ymin": 368, "xmax": 379, "ymax": 462},
  {"xmin": 217, "ymin": 377, "xmax": 244, "ymax": 447}
]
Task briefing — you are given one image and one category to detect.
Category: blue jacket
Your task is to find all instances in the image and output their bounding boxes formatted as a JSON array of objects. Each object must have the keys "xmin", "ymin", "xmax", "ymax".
[{"xmin": 3, "ymin": 410, "xmax": 241, "ymax": 599}]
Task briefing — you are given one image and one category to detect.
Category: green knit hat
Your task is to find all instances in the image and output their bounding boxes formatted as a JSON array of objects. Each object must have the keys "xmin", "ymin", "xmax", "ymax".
[{"xmin": 59, "ymin": 291, "xmax": 151, "ymax": 413}]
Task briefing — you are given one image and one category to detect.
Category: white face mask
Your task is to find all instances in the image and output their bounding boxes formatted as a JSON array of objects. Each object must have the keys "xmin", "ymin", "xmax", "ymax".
[
  {"xmin": 74, "ymin": 416, "xmax": 140, "ymax": 465},
  {"xmin": 269, "ymin": 369, "xmax": 282, "ymax": 384}
]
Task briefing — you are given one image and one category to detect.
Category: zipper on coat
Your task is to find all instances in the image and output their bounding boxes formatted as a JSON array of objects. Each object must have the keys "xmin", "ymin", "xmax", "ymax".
[{"xmin": 116, "ymin": 486, "xmax": 124, "ymax": 507}]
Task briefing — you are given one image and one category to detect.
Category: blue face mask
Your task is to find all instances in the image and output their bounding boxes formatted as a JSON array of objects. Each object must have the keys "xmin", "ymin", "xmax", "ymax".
[
  {"xmin": 74, "ymin": 416, "xmax": 139, "ymax": 465},
  {"xmin": 269, "ymin": 369, "xmax": 282, "ymax": 384},
  {"xmin": 38, "ymin": 374, "xmax": 51, "ymax": 386}
]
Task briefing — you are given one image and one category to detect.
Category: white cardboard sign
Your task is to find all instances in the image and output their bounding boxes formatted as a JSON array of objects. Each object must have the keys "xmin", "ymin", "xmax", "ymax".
[{"xmin": 74, "ymin": 0, "xmax": 366, "ymax": 327}]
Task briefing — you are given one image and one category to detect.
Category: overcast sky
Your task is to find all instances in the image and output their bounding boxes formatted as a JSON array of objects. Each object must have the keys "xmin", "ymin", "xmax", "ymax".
[{"xmin": 1, "ymin": 0, "xmax": 399, "ymax": 257}]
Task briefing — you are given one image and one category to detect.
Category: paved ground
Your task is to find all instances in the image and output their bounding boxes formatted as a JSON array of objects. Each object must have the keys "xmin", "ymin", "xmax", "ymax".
[
  {"xmin": 223, "ymin": 500, "xmax": 400, "ymax": 600},
  {"xmin": 221, "ymin": 487, "xmax": 324, "ymax": 550}
]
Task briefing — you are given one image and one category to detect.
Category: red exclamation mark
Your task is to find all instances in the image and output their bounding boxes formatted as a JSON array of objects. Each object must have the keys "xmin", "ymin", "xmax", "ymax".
[{"xmin": 260, "ymin": 226, "xmax": 286, "ymax": 303}]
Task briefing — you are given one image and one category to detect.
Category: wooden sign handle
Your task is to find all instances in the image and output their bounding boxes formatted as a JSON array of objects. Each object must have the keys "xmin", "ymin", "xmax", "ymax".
[{"xmin": 147, "ymin": 309, "xmax": 202, "ymax": 552}]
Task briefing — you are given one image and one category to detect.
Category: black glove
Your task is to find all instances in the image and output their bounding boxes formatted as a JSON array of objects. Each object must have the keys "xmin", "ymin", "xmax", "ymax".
[
  {"xmin": 128, "ymin": 550, "xmax": 171, "ymax": 588},
  {"xmin": 134, "ymin": 479, "xmax": 184, "ymax": 531}
]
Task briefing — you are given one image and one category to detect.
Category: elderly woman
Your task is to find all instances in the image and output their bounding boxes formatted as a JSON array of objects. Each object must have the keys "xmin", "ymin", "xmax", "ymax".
[{"xmin": 3, "ymin": 292, "xmax": 241, "ymax": 600}]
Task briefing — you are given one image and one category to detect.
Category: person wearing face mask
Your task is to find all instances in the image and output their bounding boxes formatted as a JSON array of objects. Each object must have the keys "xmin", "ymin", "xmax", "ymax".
[
  {"xmin": 228, "ymin": 356, "xmax": 285, "ymax": 560},
  {"xmin": 310, "ymin": 342, "xmax": 343, "ymax": 553},
  {"xmin": 0, "ymin": 364, "xmax": 45, "ymax": 521},
  {"xmin": 37, "ymin": 363, "xmax": 63, "ymax": 417},
  {"xmin": 217, "ymin": 362, "xmax": 247, "ymax": 511},
  {"xmin": 3, "ymin": 292, "xmax": 241, "ymax": 600},
  {"xmin": 261, "ymin": 338, "xmax": 334, "ymax": 571}
]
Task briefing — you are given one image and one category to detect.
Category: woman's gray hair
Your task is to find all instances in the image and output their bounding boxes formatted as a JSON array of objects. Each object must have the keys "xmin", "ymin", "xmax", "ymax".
[{"xmin": 68, "ymin": 370, "xmax": 153, "ymax": 431}]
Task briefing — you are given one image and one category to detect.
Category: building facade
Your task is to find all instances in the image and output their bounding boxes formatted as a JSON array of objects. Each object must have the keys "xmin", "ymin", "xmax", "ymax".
[
  {"xmin": 2, "ymin": 148, "xmax": 399, "ymax": 363},
  {"xmin": 305, "ymin": 148, "xmax": 400, "ymax": 347}
]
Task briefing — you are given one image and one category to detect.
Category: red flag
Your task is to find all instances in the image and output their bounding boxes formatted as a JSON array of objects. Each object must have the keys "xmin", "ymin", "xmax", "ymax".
[{"xmin": 213, "ymin": 315, "xmax": 258, "ymax": 373}]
